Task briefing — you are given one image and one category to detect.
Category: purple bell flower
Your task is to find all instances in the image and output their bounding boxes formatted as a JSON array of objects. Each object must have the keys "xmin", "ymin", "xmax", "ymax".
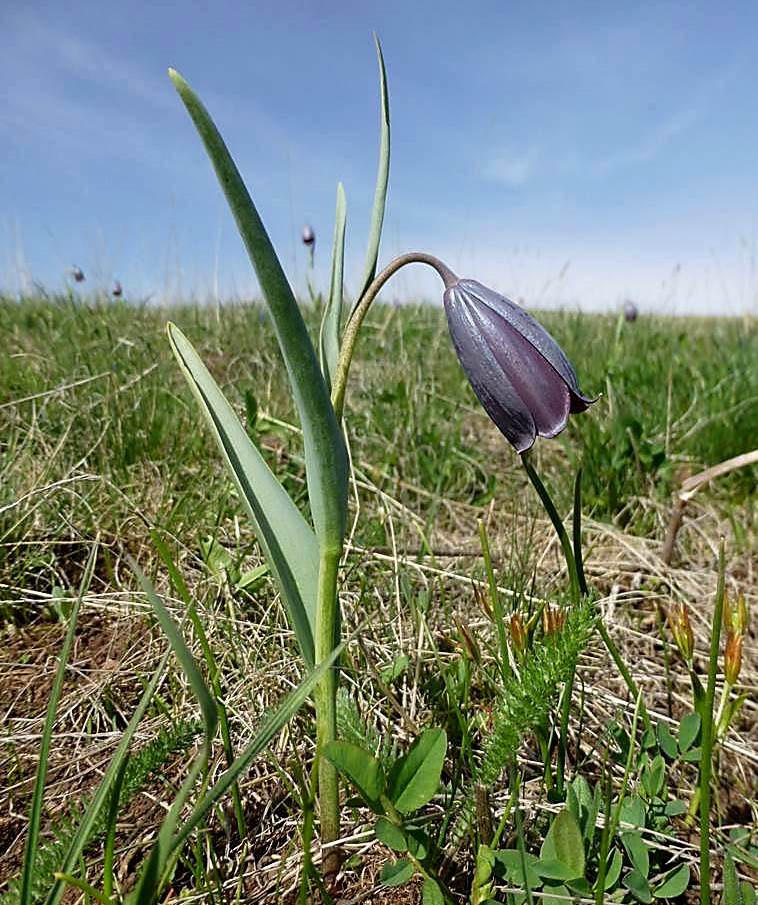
[
  {"xmin": 112, "ymin": 280, "xmax": 123, "ymax": 298},
  {"xmin": 623, "ymin": 300, "xmax": 638, "ymax": 322},
  {"xmin": 301, "ymin": 224, "xmax": 315, "ymax": 247},
  {"xmin": 71, "ymin": 266, "xmax": 85, "ymax": 283},
  {"xmin": 443, "ymin": 278, "xmax": 594, "ymax": 453}
]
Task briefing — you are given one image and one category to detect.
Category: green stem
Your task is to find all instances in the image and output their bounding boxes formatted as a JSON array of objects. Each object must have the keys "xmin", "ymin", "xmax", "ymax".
[
  {"xmin": 699, "ymin": 539, "xmax": 726, "ymax": 905},
  {"xmin": 556, "ymin": 668, "xmax": 575, "ymax": 797},
  {"xmin": 331, "ymin": 252, "xmax": 457, "ymax": 420},
  {"xmin": 478, "ymin": 520, "xmax": 510, "ymax": 680},
  {"xmin": 314, "ymin": 545, "xmax": 342, "ymax": 876},
  {"xmin": 596, "ymin": 619, "xmax": 652, "ymax": 732},
  {"xmin": 573, "ymin": 468, "xmax": 588, "ymax": 596},
  {"xmin": 521, "ymin": 451, "xmax": 580, "ymax": 604}
]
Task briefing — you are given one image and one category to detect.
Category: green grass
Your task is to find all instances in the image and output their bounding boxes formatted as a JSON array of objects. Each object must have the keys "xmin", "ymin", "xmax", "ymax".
[{"xmin": 1, "ymin": 293, "xmax": 755, "ymax": 903}]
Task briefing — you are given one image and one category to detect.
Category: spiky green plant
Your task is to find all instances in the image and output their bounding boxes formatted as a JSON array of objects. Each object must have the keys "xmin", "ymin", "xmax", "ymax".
[{"xmin": 449, "ymin": 599, "xmax": 595, "ymax": 851}]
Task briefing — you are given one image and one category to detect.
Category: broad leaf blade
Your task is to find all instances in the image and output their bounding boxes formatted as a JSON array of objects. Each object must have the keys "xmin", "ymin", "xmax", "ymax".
[
  {"xmin": 169, "ymin": 69, "xmax": 347, "ymax": 547},
  {"xmin": 539, "ymin": 808, "xmax": 585, "ymax": 880},
  {"xmin": 389, "ymin": 728, "xmax": 446, "ymax": 814},
  {"xmin": 319, "ymin": 182, "xmax": 347, "ymax": 393},
  {"xmin": 324, "ymin": 740, "xmax": 385, "ymax": 806},
  {"xmin": 168, "ymin": 323, "xmax": 318, "ymax": 666},
  {"xmin": 354, "ymin": 35, "xmax": 390, "ymax": 305}
]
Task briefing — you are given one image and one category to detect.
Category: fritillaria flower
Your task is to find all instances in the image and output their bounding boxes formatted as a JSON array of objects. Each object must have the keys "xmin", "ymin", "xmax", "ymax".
[
  {"xmin": 71, "ymin": 266, "xmax": 85, "ymax": 283},
  {"xmin": 112, "ymin": 281, "xmax": 123, "ymax": 298},
  {"xmin": 442, "ymin": 278, "xmax": 594, "ymax": 453},
  {"xmin": 301, "ymin": 224, "xmax": 315, "ymax": 247},
  {"xmin": 623, "ymin": 300, "xmax": 638, "ymax": 322}
]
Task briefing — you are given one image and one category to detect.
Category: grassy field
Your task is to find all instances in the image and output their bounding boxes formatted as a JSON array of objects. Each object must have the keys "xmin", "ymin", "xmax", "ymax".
[{"xmin": 1, "ymin": 293, "xmax": 756, "ymax": 903}]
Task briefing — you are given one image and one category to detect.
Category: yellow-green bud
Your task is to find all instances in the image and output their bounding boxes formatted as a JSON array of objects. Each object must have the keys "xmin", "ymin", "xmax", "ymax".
[{"xmin": 668, "ymin": 602, "xmax": 694, "ymax": 663}]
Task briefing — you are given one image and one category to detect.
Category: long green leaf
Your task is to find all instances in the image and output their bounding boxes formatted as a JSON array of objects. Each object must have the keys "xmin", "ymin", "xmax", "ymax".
[
  {"xmin": 128, "ymin": 561, "xmax": 218, "ymax": 905},
  {"xmin": 44, "ymin": 650, "xmax": 170, "ymax": 905},
  {"xmin": 319, "ymin": 182, "xmax": 347, "ymax": 393},
  {"xmin": 355, "ymin": 35, "xmax": 390, "ymax": 305},
  {"xmin": 131, "ymin": 558, "xmax": 218, "ymax": 748},
  {"xmin": 21, "ymin": 544, "xmax": 96, "ymax": 905},
  {"xmin": 168, "ymin": 323, "xmax": 318, "ymax": 666},
  {"xmin": 126, "ymin": 643, "xmax": 344, "ymax": 905},
  {"xmin": 169, "ymin": 69, "xmax": 347, "ymax": 548}
]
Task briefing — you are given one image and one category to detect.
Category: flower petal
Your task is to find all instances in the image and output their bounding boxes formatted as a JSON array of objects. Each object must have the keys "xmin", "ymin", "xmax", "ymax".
[
  {"xmin": 444, "ymin": 284, "xmax": 537, "ymax": 452},
  {"xmin": 466, "ymin": 296, "xmax": 571, "ymax": 440},
  {"xmin": 444, "ymin": 279, "xmax": 595, "ymax": 452},
  {"xmin": 456, "ymin": 280, "xmax": 593, "ymax": 412}
]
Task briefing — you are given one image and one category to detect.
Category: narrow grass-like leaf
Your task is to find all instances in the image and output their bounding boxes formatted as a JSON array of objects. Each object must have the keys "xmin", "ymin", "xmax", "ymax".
[
  {"xmin": 169, "ymin": 69, "xmax": 347, "ymax": 547},
  {"xmin": 44, "ymin": 650, "xmax": 171, "ymax": 905},
  {"xmin": 132, "ymin": 558, "xmax": 217, "ymax": 747},
  {"xmin": 722, "ymin": 851, "xmax": 743, "ymax": 905},
  {"xmin": 102, "ymin": 753, "xmax": 129, "ymax": 902},
  {"xmin": 133, "ymin": 642, "xmax": 345, "ymax": 898},
  {"xmin": 127, "ymin": 560, "xmax": 219, "ymax": 905},
  {"xmin": 168, "ymin": 323, "xmax": 318, "ymax": 666},
  {"xmin": 319, "ymin": 182, "xmax": 347, "ymax": 393},
  {"xmin": 354, "ymin": 35, "xmax": 390, "ymax": 305},
  {"xmin": 151, "ymin": 527, "xmax": 246, "ymax": 837},
  {"xmin": 20, "ymin": 544, "xmax": 96, "ymax": 905}
]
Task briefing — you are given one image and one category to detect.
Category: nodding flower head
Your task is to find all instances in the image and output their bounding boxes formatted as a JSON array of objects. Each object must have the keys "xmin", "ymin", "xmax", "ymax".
[
  {"xmin": 442, "ymin": 278, "xmax": 594, "ymax": 453},
  {"xmin": 71, "ymin": 266, "xmax": 85, "ymax": 283},
  {"xmin": 301, "ymin": 224, "xmax": 315, "ymax": 247},
  {"xmin": 623, "ymin": 300, "xmax": 638, "ymax": 322},
  {"xmin": 112, "ymin": 281, "xmax": 123, "ymax": 298}
]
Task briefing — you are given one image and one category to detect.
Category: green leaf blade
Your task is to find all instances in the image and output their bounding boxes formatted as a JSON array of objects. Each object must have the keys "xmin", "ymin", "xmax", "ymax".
[
  {"xmin": 323, "ymin": 740, "xmax": 385, "ymax": 806},
  {"xmin": 653, "ymin": 863, "xmax": 690, "ymax": 898},
  {"xmin": 167, "ymin": 323, "xmax": 318, "ymax": 666},
  {"xmin": 355, "ymin": 35, "xmax": 390, "ymax": 304},
  {"xmin": 539, "ymin": 808, "xmax": 585, "ymax": 881},
  {"xmin": 319, "ymin": 182, "xmax": 347, "ymax": 393},
  {"xmin": 380, "ymin": 859, "xmax": 415, "ymax": 887},
  {"xmin": 389, "ymin": 728, "xmax": 446, "ymax": 814},
  {"xmin": 169, "ymin": 69, "xmax": 347, "ymax": 548}
]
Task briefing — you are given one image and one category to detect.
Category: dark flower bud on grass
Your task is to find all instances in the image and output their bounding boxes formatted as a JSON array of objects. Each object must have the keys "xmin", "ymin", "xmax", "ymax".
[
  {"xmin": 71, "ymin": 266, "xmax": 85, "ymax": 283},
  {"xmin": 112, "ymin": 281, "xmax": 123, "ymax": 298},
  {"xmin": 443, "ymin": 278, "xmax": 594, "ymax": 453},
  {"xmin": 301, "ymin": 224, "xmax": 315, "ymax": 247},
  {"xmin": 623, "ymin": 300, "xmax": 638, "ymax": 322}
]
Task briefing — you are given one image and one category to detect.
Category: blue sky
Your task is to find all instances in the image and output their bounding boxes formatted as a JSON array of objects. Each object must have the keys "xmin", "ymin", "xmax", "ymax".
[{"xmin": 3, "ymin": 1, "xmax": 758, "ymax": 313}]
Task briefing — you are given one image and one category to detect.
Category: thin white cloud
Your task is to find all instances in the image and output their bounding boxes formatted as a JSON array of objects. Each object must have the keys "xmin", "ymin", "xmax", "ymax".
[
  {"xmin": 588, "ymin": 102, "xmax": 702, "ymax": 177},
  {"xmin": 481, "ymin": 149, "xmax": 536, "ymax": 186}
]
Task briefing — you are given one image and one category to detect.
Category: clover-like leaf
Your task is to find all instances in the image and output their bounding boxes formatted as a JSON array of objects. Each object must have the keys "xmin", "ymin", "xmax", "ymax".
[{"xmin": 388, "ymin": 728, "xmax": 446, "ymax": 814}]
